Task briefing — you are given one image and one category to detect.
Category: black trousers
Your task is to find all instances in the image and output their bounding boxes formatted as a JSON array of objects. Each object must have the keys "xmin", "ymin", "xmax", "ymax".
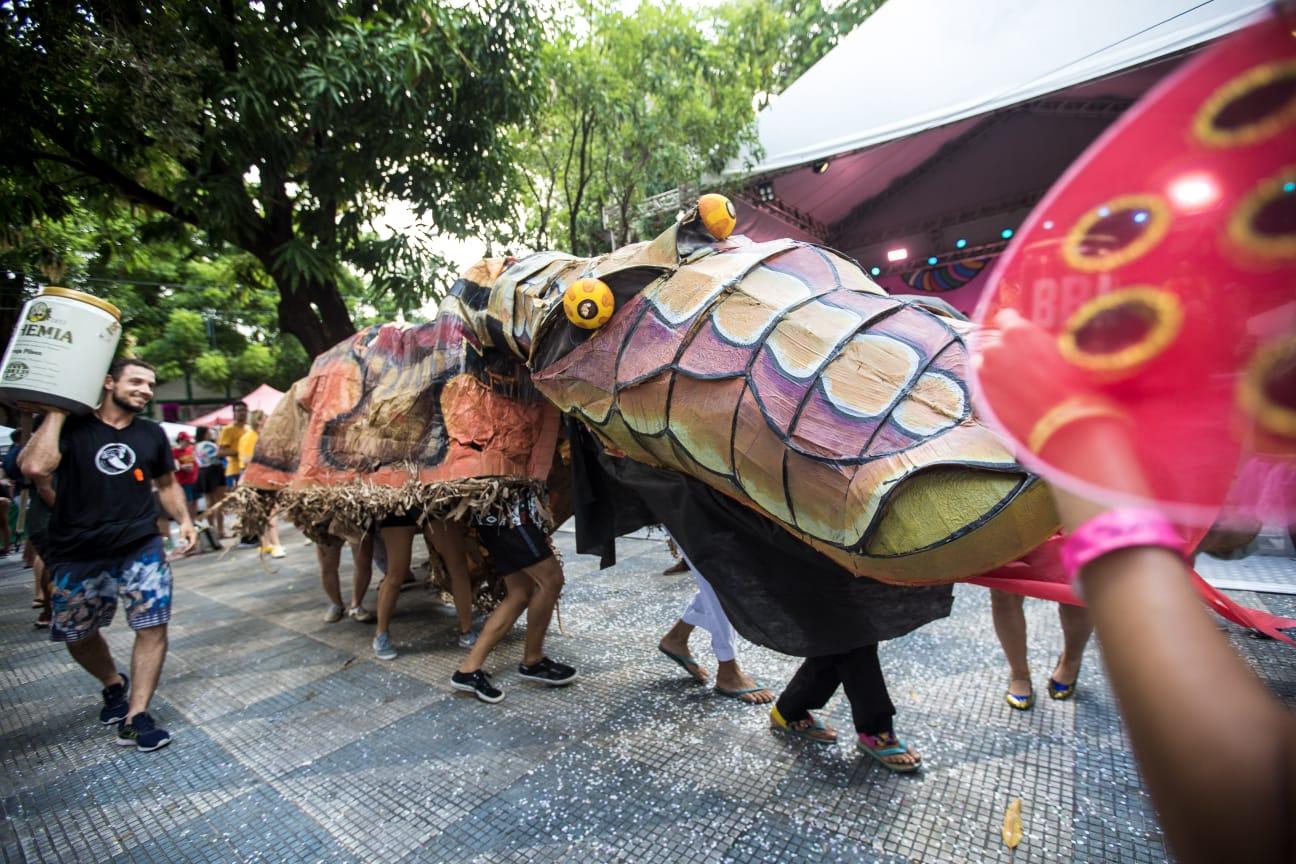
[{"xmin": 775, "ymin": 643, "xmax": 895, "ymax": 736}]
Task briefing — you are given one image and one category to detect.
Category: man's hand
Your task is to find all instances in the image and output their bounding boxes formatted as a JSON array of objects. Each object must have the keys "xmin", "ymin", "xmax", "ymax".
[{"xmin": 175, "ymin": 520, "xmax": 198, "ymax": 555}]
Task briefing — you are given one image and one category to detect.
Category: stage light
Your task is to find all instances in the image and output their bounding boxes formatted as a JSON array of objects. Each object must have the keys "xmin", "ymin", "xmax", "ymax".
[
  {"xmin": 1167, "ymin": 172, "xmax": 1219, "ymax": 211},
  {"xmin": 1001, "ymin": 228, "xmax": 1014, "ymax": 239},
  {"xmin": 886, "ymin": 247, "xmax": 908, "ymax": 262},
  {"xmin": 870, "ymin": 267, "xmax": 881, "ymax": 276},
  {"xmin": 1283, "ymin": 181, "xmax": 1295, "ymax": 194},
  {"xmin": 1132, "ymin": 210, "xmax": 1149, "ymax": 224},
  {"xmin": 1042, "ymin": 220, "xmax": 1055, "ymax": 230},
  {"xmin": 927, "ymin": 256, "xmax": 938, "ymax": 265},
  {"xmin": 812, "ymin": 159, "xmax": 830, "ymax": 175},
  {"xmin": 756, "ymin": 181, "xmax": 775, "ymax": 203},
  {"xmin": 955, "ymin": 238, "xmax": 967, "ymax": 249}
]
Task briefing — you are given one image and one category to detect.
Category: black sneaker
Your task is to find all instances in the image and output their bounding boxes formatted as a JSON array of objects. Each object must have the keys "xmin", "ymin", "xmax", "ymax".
[
  {"xmin": 116, "ymin": 712, "xmax": 172, "ymax": 752},
  {"xmin": 517, "ymin": 657, "xmax": 578, "ymax": 687},
  {"xmin": 99, "ymin": 674, "xmax": 130, "ymax": 725},
  {"xmin": 450, "ymin": 669, "xmax": 504, "ymax": 704}
]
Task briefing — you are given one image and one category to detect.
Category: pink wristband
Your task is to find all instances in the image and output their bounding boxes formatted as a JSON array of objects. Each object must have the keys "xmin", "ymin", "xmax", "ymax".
[{"xmin": 1061, "ymin": 508, "xmax": 1184, "ymax": 584}]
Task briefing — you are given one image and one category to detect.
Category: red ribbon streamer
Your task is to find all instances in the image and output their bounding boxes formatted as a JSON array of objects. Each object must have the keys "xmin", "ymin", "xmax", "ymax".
[{"xmin": 970, "ymin": 536, "xmax": 1296, "ymax": 645}]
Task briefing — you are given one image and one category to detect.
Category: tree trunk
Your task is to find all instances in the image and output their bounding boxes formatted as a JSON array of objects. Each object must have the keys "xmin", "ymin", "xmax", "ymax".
[
  {"xmin": 0, "ymin": 269, "xmax": 28, "ymax": 428},
  {"xmin": 272, "ymin": 276, "xmax": 357, "ymax": 359}
]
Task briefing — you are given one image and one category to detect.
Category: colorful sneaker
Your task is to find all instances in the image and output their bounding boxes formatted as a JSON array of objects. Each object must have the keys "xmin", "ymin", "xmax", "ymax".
[
  {"xmin": 347, "ymin": 605, "xmax": 374, "ymax": 623},
  {"xmin": 266, "ymin": 545, "xmax": 287, "ymax": 559},
  {"xmin": 116, "ymin": 712, "xmax": 171, "ymax": 752},
  {"xmin": 99, "ymin": 674, "xmax": 130, "ymax": 725},
  {"xmin": 373, "ymin": 633, "xmax": 397, "ymax": 661},
  {"xmin": 451, "ymin": 669, "xmax": 504, "ymax": 703},
  {"xmin": 324, "ymin": 603, "xmax": 344, "ymax": 623},
  {"xmin": 517, "ymin": 657, "xmax": 578, "ymax": 686}
]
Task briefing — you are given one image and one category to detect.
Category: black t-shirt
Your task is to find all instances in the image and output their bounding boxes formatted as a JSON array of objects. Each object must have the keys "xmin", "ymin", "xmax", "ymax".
[{"xmin": 45, "ymin": 415, "xmax": 175, "ymax": 563}]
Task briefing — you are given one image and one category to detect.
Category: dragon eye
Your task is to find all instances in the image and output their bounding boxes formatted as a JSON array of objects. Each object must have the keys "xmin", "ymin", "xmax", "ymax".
[
  {"xmin": 696, "ymin": 193, "xmax": 737, "ymax": 241},
  {"xmin": 562, "ymin": 278, "xmax": 615, "ymax": 330}
]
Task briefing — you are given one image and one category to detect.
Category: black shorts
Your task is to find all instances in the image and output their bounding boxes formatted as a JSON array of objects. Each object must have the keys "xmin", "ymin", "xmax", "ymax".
[
  {"xmin": 475, "ymin": 522, "xmax": 551, "ymax": 573},
  {"xmin": 29, "ymin": 531, "xmax": 50, "ymax": 562},
  {"xmin": 199, "ymin": 465, "xmax": 225, "ymax": 495},
  {"xmin": 379, "ymin": 508, "xmax": 423, "ymax": 529}
]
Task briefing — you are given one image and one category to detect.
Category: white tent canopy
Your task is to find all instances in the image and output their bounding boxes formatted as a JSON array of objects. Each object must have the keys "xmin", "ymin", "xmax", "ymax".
[
  {"xmin": 160, "ymin": 421, "xmax": 197, "ymax": 443},
  {"xmin": 748, "ymin": 0, "xmax": 1269, "ymax": 176}
]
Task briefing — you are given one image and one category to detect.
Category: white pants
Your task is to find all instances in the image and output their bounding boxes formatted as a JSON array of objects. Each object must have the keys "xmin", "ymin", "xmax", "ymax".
[{"xmin": 675, "ymin": 543, "xmax": 737, "ymax": 663}]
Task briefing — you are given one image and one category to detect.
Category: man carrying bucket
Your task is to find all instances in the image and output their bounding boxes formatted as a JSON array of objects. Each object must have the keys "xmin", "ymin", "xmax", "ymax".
[{"xmin": 20, "ymin": 357, "xmax": 196, "ymax": 752}]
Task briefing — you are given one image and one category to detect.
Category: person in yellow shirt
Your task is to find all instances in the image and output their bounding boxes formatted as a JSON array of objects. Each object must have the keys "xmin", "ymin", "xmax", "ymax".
[
  {"xmin": 215, "ymin": 402, "xmax": 249, "ymax": 482},
  {"xmin": 237, "ymin": 410, "xmax": 284, "ymax": 558},
  {"xmin": 209, "ymin": 402, "xmax": 248, "ymax": 538}
]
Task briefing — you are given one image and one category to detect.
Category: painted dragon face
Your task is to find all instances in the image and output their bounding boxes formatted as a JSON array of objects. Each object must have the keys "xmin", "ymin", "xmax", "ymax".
[{"xmin": 454, "ymin": 198, "xmax": 1058, "ymax": 584}]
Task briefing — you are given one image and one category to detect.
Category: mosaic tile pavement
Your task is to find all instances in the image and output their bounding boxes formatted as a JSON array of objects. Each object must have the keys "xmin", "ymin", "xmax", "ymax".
[{"xmin": 1, "ymin": 527, "xmax": 1292, "ymax": 863}]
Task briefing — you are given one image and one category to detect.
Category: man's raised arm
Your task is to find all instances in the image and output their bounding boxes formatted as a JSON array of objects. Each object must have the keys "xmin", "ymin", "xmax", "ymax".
[{"xmin": 18, "ymin": 410, "xmax": 67, "ymax": 507}]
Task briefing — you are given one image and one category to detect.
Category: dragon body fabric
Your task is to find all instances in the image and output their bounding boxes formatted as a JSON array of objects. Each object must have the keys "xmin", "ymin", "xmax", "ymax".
[{"xmin": 237, "ymin": 257, "xmax": 564, "ymax": 545}]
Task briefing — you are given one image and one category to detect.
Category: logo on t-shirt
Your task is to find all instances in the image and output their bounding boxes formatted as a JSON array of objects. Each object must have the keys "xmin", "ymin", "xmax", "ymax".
[
  {"xmin": 194, "ymin": 440, "xmax": 218, "ymax": 467},
  {"xmin": 95, "ymin": 443, "xmax": 137, "ymax": 476}
]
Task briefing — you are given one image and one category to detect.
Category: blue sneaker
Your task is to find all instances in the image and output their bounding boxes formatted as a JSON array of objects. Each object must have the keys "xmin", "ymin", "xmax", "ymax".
[
  {"xmin": 99, "ymin": 674, "xmax": 130, "ymax": 725},
  {"xmin": 373, "ymin": 633, "xmax": 397, "ymax": 661},
  {"xmin": 116, "ymin": 712, "xmax": 171, "ymax": 752}
]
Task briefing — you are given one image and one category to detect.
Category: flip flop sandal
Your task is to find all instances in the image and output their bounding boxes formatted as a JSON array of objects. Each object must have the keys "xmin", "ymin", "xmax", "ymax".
[
  {"xmin": 658, "ymin": 647, "xmax": 706, "ymax": 684},
  {"xmin": 857, "ymin": 733, "xmax": 922, "ymax": 773},
  {"xmin": 715, "ymin": 685, "xmax": 772, "ymax": 702},
  {"xmin": 769, "ymin": 705, "xmax": 838, "ymax": 743}
]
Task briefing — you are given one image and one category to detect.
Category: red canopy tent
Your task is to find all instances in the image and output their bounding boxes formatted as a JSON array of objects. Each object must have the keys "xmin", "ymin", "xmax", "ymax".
[{"xmin": 188, "ymin": 383, "xmax": 285, "ymax": 427}]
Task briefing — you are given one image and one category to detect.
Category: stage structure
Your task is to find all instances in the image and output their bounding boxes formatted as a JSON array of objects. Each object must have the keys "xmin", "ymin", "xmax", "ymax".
[{"xmin": 730, "ymin": 0, "xmax": 1269, "ymax": 314}]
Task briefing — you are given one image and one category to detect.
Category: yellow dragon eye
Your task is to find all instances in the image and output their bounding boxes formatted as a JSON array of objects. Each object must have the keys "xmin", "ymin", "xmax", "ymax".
[
  {"xmin": 563, "ymin": 278, "xmax": 615, "ymax": 330},
  {"xmin": 697, "ymin": 193, "xmax": 737, "ymax": 241}
]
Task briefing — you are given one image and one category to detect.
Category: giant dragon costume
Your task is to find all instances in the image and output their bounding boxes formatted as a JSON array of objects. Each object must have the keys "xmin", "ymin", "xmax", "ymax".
[{"xmin": 232, "ymin": 193, "xmax": 1063, "ymax": 653}]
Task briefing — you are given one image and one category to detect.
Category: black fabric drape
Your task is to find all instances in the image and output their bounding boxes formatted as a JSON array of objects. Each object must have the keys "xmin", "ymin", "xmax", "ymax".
[{"xmin": 567, "ymin": 419, "xmax": 953, "ymax": 657}]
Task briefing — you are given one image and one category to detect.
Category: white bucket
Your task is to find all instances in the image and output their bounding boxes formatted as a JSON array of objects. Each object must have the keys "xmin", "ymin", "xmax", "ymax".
[{"xmin": 0, "ymin": 287, "xmax": 122, "ymax": 413}]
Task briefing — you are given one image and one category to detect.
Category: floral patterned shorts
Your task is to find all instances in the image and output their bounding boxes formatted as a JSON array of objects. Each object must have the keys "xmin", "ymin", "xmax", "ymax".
[{"xmin": 49, "ymin": 537, "xmax": 172, "ymax": 643}]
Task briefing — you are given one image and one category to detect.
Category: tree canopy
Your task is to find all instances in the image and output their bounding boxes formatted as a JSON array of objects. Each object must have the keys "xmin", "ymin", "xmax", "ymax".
[
  {"xmin": 506, "ymin": 0, "xmax": 884, "ymax": 257},
  {"xmin": 1, "ymin": 0, "xmax": 882, "ymax": 371},
  {"xmin": 0, "ymin": 200, "xmax": 323, "ymax": 394},
  {"xmin": 1, "ymin": 0, "xmax": 540, "ymax": 356}
]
